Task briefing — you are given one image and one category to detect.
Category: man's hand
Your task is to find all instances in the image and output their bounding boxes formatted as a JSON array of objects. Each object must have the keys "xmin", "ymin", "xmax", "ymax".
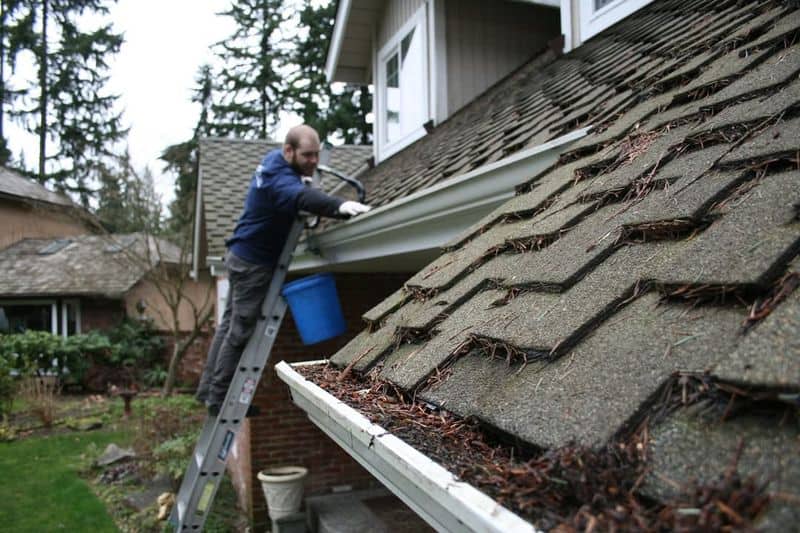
[
  {"xmin": 301, "ymin": 176, "xmax": 314, "ymax": 186},
  {"xmin": 339, "ymin": 201, "xmax": 371, "ymax": 217}
]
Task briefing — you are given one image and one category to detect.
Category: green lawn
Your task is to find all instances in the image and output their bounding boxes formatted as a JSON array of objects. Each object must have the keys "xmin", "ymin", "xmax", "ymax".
[{"xmin": 0, "ymin": 430, "xmax": 122, "ymax": 532}]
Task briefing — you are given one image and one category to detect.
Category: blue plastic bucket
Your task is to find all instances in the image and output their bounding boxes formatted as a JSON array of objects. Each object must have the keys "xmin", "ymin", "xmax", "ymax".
[{"xmin": 282, "ymin": 273, "xmax": 346, "ymax": 345}]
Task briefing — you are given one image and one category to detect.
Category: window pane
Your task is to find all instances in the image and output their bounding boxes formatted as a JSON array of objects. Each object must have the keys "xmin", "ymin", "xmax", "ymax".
[
  {"xmin": 2, "ymin": 304, "xmax": 52, "ymax": 333},
  {"xmin": 400, "ymin": 27, "xmax": 415, "ymax": 63},
  {"xmin": 384, "ymin": 23, "xmax": 426, "ymax": 145},
  {"xmin": 595, "ymin": 0, "xmax": 615, "ymax": 9},
  {"xmin": 386, "ymin": 53, "xmax": 399, "ymax": 88},
  {"xmin": 385, "ymin": 51, "xmax": 401, "ymax": 142},
  {"xmin": 66, "ymin": 302, "xmax": 79, "ymax": 336}
]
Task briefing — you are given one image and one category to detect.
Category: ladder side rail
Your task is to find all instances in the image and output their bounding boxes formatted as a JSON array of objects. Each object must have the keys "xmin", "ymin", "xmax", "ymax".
[
  {"xmin": 171, "ymin": 216, "xmax": 306, "ymax": 531},
  {"xmin": 183, "ymin": 298, "xmax": 289, "ymax": 531},
  {"xmin": 241, "ymin": 216, "xmax": 305, "ymax": 366}
]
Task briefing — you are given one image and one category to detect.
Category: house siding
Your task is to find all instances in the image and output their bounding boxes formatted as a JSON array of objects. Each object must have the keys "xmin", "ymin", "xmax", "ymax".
[
  {"xmin": 445, "ymin": 0, "xmax": 560, "ymax": 114},
  {"xmin": 0, "ymin": 198, "xmax": 91, "ymax": 250},
  {"xmin": 124, "ymin": 269, "xmax": 216, "ymax": 333},
  {"xmin": 246, "ymin": 272, "xmax": 410, "ymax": 530},
  {"xmin": 377, "ymin": 0, "xmax": 426, "ymax": 49}
]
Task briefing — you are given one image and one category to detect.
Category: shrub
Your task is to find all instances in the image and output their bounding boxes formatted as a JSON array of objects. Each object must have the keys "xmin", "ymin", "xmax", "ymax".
[
  {"xmin": 0, "ymin": 330, "xmax": 109, "ymax": 383},
  {"xmin": 0, "ymin": 354, "xmax": 15, "ymax": 419},
  {"xmin": 105, "ymin": 319, "xmax": 165, "ymax": 369},
  {"xmin": 0, "ymin": 320, "xmax": 165, "ymax": 391}
]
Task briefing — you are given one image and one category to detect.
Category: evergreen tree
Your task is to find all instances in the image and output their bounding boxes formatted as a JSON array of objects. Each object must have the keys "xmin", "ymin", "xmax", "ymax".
[
  {"xmin": 212, "ymin": 0, "xmax": 288, "ymax": 139},
  {"xmin": 290, "ymin": 0, "xmax": 371, "ymax": 144},
  {"xmin": 12, "ymin": 0, "xmax": 125, "ymax": 205},
  {"xmin": 95, "ymin": 152, "xmax": 161, "ymax": 234},
  {"xmin": 0, "ymin": 0, "xmax": 36, "ymax": 165},
  {"xmin": 162, "ymin": 64, "xmax": 216, "ymax": 237}
]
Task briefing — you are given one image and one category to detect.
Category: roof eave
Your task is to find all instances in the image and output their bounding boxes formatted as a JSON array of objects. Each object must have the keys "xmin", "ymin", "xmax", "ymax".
[
  {"xmin": 290, "ymin": 127, "xmax": 590, "ymax": 273},
  {"xmin": 325, "ymin": 0, "xmax": 353, "ymax": 83},
  {"xmin": 277, "ymin": 360, "xmax": 541, "ymax": 533}
]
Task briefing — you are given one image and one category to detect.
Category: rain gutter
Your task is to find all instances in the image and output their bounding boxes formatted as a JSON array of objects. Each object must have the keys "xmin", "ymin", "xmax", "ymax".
[
  {"xmin": 291, "ymin": 127, "xmax": 589, "ymax": 273},
  {"xmin": 276, "ymin": 360, "xmax": 541, "ymax": 533}
]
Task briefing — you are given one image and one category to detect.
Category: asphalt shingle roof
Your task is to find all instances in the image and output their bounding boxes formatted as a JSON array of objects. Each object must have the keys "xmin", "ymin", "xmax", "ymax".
[
  {"xmin": 0, "ymin": 166, "xmax": 77, "ymax": 207},
  {"xmin": 328, "ymin": 0, "xmax": 800, "ymax": 526},
  {"xmin": 199, "ymin": 138, "xmax": 372, "ymax": 260},
  {"xmin": 0, "ymin": 233, "xmax": 181, "ymax": 298}
]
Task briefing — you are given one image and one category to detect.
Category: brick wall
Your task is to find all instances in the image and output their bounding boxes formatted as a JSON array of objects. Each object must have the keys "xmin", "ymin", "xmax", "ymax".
[
  {"xmin": 81, "ymin": 298, "xmax": 126, "ymax": 332},
  {"xmin": 246, "ymin": 272, "xmax": 409, "ymax": 529}
]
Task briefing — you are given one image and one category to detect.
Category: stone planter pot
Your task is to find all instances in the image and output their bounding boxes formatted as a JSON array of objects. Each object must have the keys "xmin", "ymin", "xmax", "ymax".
[{"xmin": 257, "ymin": 466, "xmax": 308, "ymax": 521}]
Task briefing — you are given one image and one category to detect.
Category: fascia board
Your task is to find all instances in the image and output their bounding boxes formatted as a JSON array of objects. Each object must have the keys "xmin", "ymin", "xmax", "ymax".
[
  {"xmin": 291, "ymin": 127, "xmax": 590, "ymax": 272},
  {"xmin": 325, "ymin": 0, "xmax": 353, "ymax": 83},
  {"xmin": 277, "ymin": 360, "xmax": 541, "ymax": 533}
]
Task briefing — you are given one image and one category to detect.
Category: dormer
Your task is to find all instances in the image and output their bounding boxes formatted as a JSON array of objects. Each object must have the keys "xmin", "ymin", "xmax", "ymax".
[
  {"xmin": 326, "ymin": 0, "xmax": 561, "ymax": 163},
  {"xmin": 326, "ymin": 0, "xmax": 654, "ymax": 164}
]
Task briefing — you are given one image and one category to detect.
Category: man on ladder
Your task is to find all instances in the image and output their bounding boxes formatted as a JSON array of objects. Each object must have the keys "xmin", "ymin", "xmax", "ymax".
[{"xmin": 195, "ymin": 124, "xmax": 371, "ymax": 416}]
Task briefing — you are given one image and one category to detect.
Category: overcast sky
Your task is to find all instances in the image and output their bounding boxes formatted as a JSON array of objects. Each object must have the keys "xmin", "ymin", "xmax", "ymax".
[
  {"xmin": 7, "ymin": 0, "xmax": 326, "ymax": 209},
  {"xmin": 7, "ymin": 0, "xmax": 243, "ymax": 207},
  {"xmin": 103, "ymin": 0, "xmax": 234, "ymax": 205}
]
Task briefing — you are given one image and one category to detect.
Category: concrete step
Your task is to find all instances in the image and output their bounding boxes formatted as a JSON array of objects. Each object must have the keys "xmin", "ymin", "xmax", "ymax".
[{"xmin": 307, "ymin": 490, "xmax": 389, "ymax": 533}]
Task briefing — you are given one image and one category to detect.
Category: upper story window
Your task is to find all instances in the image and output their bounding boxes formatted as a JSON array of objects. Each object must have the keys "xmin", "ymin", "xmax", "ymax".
[
  {"xmin": 376, "ymin": 5, "xmax": 429, "ymax": 161},
  {"xmin": 576, "ymin": 0, "xmax": 654, "ymax": 44}
]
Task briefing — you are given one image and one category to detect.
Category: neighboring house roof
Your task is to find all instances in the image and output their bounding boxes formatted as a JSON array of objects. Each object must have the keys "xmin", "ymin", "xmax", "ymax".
[
  {"xmin": 0, "ymin": 165, "xmax": 78, "ymax": 208},
  {"xmin": 198, "ymin": 138, "xmax": 372, "ymax": 262},
  {"xmin": 0, "ymin": 233, "xmax": 182, "ymax": 298},
  {"xmin": 325, "ymin": 0, "xmax": 800, "ymax": 528}
]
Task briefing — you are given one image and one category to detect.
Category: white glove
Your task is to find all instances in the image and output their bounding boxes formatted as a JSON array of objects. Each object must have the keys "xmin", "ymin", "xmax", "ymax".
[{"xmin": 339, "ymin": 201, "xmax": 371, "ymax": 217}]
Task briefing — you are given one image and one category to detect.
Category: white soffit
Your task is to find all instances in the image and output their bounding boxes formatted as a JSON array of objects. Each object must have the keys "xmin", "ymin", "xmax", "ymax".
[{"xmin": 326, "ymin": 0, "xmax": 383, "ymax": 83}]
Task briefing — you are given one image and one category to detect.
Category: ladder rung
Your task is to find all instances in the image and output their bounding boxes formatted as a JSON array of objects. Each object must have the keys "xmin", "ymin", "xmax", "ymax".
[{"xmin": 171, "ymin": 217, "xmax": 304, "ymax": 531}]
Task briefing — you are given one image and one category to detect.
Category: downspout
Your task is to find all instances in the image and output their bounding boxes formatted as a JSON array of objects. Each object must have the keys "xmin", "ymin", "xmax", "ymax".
[
  {"xmin": 277, "ymin": 360, "xmax": 541, "ymax": 533},
  {"xmin": 191, "ymin": 161, "xmax": 204, "ymax": 280}
]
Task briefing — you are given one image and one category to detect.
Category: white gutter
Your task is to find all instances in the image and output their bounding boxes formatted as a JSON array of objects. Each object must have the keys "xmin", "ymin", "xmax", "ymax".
[
  {"xmin": 325, "ymin": 0, "xmax": 352, "ymax": 83},
  {"xmin": 276, "ymin": 360, "xmax": 540, "ymax": 533},
  {"xmin": 291, "ymin": 127, "xmax": 589, "ymax": 272}
]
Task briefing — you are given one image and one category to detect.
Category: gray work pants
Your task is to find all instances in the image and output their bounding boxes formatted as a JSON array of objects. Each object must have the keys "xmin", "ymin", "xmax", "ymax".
[{"xmin": 197, "ymin": 250, "xmax": 273, "ymax": 405}]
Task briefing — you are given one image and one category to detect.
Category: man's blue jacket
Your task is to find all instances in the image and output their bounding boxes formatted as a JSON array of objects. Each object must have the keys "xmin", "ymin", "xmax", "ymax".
[{"xmin": 226, "ymin": 149, "xmax": 343, "ymax": 266}]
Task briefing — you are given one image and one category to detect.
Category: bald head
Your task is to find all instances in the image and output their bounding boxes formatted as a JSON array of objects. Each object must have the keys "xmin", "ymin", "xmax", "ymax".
[
  {"xmin": 283, "ymin": 124, "xmax": 321, "ymax": 176},
  {"xmin": 284, "ymin": 124, "xmax": 320, "ymax": 149}
]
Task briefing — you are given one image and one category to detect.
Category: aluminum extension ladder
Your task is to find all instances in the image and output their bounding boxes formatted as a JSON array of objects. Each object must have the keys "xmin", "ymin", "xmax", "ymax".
[{"xmin": 168, "ymin": 216, "xmax": 305, "ymax": 531}]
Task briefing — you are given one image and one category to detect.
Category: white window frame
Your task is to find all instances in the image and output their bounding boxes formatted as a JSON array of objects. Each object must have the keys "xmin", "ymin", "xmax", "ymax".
[
  {"xmin": 61, "ymin": 299, "xmax": 81, "ymax": 338},
  {"xmin": 563, "ymin": 0, "xmax": 654, "ymax": 51},
  {"xmin": 375, "ymin": 4, "xmax": 431, "ymax": 162},
  {"xmin": 579, "ymin": 0, "xmax": 654, "ymax": 42}
]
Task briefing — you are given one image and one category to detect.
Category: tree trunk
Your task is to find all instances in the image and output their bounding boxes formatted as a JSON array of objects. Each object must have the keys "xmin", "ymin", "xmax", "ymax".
[
  {"xmin": 162, "ymin": 306, "xmax": 213, "ymax": 395},
  {"xmin": 1, "ymin": 0, "xmax": 6, "ymax": 147},
  {"xmin": 37, "ymin": 0, "xmax": 47, "ymax": 180},
  {"xmin": 162, "ymin": 338, "xmax": 183, "ymax": 396}
]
